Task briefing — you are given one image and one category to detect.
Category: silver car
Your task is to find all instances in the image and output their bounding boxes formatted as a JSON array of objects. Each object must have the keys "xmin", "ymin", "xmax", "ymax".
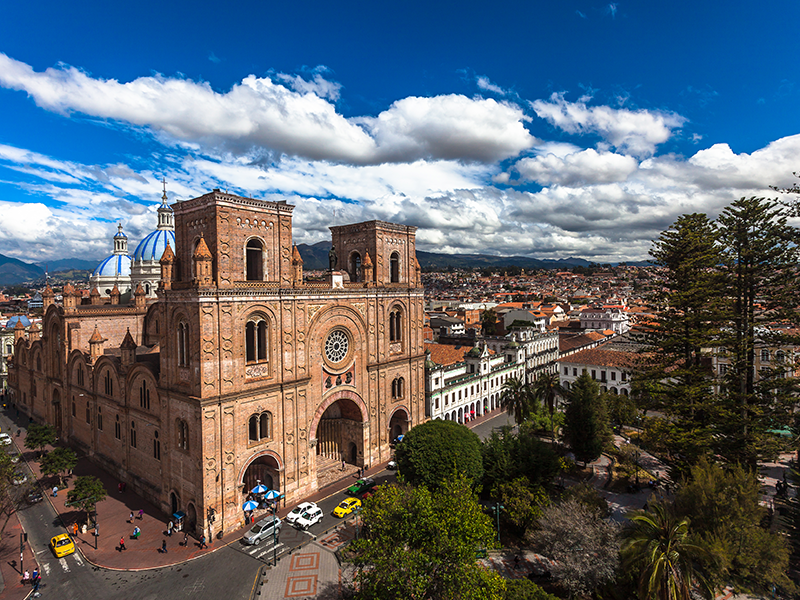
[{"xmin": 241, "ymin": 516, "xmax": 281, "ymax": 546}]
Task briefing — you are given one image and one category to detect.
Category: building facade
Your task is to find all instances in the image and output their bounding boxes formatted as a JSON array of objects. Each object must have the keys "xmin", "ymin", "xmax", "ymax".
[{"xmin": 9, "ymin": 190, "xmax": 425, "ymax": 539}]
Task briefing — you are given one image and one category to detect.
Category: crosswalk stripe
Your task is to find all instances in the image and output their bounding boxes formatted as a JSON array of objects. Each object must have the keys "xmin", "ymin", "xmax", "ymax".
[
  {"xmin": 41, "ymin": 563, "xmax": 51, "ymax": 576},
  {"xmin": 73, "ymin": 554, "xmax": 84, "ymax": 567},
  {"xmin": 59, "ymin": 557, "xmax": 70, "ymax": 572}
]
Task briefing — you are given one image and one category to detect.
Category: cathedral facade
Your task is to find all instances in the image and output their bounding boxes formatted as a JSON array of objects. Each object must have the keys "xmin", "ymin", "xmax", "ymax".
[{"xmin": 8, "ymin": 189, "xmax": 425, "ymax": 538}]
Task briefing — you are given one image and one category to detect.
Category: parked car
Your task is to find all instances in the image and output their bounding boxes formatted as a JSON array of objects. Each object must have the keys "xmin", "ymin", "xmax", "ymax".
[
  {"xmin": 346, "ymin": 477, "xmax": 375, "ymax": 496},
  {"xmin": 387, "ymin": 460, "xmax": 398, "ymax": 470},
  {"xmin": 361, "ymin": 486, "xmax": 378, "ymax": 500},
  {"xmin": 50, "ymin": 533, "xmax": 75, "ymax": 557},
  {"xmin": 241, "ymin": 516, "xmax": 281, "ymax": 546},
  {"xmin": 285, "ymin": 502, "xmax": 318, "ymax": 525},
  {"xmin": 0, "ymin": 433, "xmax": 12, "ymax": 446},
  {"xmin": 293, "ymin": 507, "xmax": 323, "ymax": 530},
  {"xmin": 12, "ymin": 472, "xmax": 27, "ymax": 486},
  {"xmin": 26, "ymin": 490, "xmax": 43, "ymax": 504},
  {"xmin": 333, "ymin": 497, "xmax": 361, "ymax": 518}
]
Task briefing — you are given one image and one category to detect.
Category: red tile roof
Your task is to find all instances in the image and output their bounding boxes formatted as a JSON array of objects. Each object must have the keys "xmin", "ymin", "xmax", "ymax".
[
  {"xmin": 558, "ymin": 344, "xmax": 640, "ymax": 369},
  {"xmin": 425, "ymin": 342, "xmax": 469, "ymax": 366}
]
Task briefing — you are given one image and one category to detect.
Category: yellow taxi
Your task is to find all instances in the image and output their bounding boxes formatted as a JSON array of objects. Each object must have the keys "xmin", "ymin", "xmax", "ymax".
[
  {"xmin": 332, "ymin": 497, "xmax": 361, "ymax": 518},
  {"xmin": 50, "ymin": 533, "xmax": 75, "ymax": 557}
]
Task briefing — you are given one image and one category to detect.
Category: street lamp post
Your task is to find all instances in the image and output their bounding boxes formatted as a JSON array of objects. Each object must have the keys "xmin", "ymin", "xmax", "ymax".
[{"xmin": 493, "ymin": 503, "xmax": 503, "ymax": 543}]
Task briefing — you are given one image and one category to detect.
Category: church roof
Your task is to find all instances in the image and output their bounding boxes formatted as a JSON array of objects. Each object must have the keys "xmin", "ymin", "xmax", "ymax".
[
  {"xmin": 193, "ymin": 235, "xmax": 212, "ymax": 260},
  {"xmin": 5, "ymin": 315, "xmax": 30, "ymax": 330},
  {"xmin": 92, "ymin": 254, "xmax": 132, "ymax": 277},
  {"xmin": 132, "ymin": 229, "xmax": 176, "ymax": 262}
]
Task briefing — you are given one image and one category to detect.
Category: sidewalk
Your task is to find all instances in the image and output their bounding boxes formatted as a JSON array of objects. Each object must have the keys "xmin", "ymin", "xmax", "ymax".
[{"xmin": 0, "ymin": 502, "xmax": 39, "ymax": 600}]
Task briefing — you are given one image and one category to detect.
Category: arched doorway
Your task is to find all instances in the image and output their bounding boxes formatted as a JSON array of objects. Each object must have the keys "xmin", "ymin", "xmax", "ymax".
[
  {"xmin": 388, "ymin": 408, "xmax": 409, "ymax": 442},
  {"xmin": 186, "ymin": 503, "xmax": 197, "ymax": 534},
  {"xmin": 170, "ymin": 491, "xmax": 179, "ymax": 515},
  {"xmin": 242, "ymin": 455, "xmax": 280, "ymax": 494},
  {"xmin": 313, "ymin": 395, "xmax": 366, "ymax": 476}
]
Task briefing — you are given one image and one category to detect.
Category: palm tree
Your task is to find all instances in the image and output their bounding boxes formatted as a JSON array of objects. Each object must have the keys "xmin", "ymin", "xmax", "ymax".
[
  {"xmin": 499, "ymin": 376, "xmax": 536, "ymax": 425},
  {"xmin": 533, "ymin": 371, "xmax": 564, "ymax": 438},
  {"xmin": 622, "ymin": 502, "xmax": 712, "ymax": 600}
]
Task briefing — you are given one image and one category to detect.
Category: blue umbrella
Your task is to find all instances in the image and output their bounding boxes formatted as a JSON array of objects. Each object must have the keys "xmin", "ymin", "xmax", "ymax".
[
  {"xmin": 264, "ymin": 489, "xmax": 281, "ymax": 501},
  {"xmin": 242, "ymin": 500, "xmax": 259, "ymax": 511},
  {"xmin": 251, "ymin": 484, "xmax": 269, "ymax": 494}
]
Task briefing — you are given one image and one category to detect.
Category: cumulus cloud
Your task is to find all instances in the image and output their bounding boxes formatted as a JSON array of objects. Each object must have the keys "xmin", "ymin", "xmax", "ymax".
[
  {"xmin": 515, "ymin": 148, "xmax": 638, "ymax": 186},
  {"xmin": 0, "ymin": 53, "xmax": 534, "ymax": 165},
  {"xmin": 476, "ymin": 76, "xmax": 506, "ymax": 95},
  {"xmin": 531, "ymin": 93, "xmax": 685, "ymax": 157}
]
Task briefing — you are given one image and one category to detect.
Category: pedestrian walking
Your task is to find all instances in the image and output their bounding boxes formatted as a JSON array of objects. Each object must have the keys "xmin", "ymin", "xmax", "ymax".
[
  {"xmin": 132, "ymin": 526, "xmax": 140, "ymax": 539},
  {"xmin": 513, "ymin": 554, "xmax": 520, "ymax": 570},
  {"xmin": 32, "ymin": 568, "xmax": 38, "ymax": 583},
  {"xmin": 138, "ymin": 509, "xmax": 144, "ymax": 520},
  {"xmin": 128, "ymin": 511, "xmax": 134, "ymax": 523},
  {"xmin": 182, "ymin": 532, "xmax": 188, "ymax": 547},
  {"xmin": 341, "ymin": 459, "xmax": 345, "ymax": 471},
  {"xmin": 22, "ymin": 570, "xmax": 29, "ymax": 585},
  {"xmin": 167, "ymin": 520, "xmax": 173, "ymax": 536},
  {"xmin": 119, "ymin": 537, "xmax": 126, "ymax": 551},
  {"xmin": 200, "ymin": 535, "xmax": 207, "ymax": 549},
  {"xmin": 52, "ymin": 485, "xmax": 58, "ymax": 497},
  {"xmin": 161, "ymin": 539, "xmax": 167, "ymax": 553}
]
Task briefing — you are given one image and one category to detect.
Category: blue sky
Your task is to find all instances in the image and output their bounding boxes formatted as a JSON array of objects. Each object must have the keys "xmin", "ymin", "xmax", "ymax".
[{"xmin": 1, "ymin": 0, "xmax": 799, "ymax": 264}]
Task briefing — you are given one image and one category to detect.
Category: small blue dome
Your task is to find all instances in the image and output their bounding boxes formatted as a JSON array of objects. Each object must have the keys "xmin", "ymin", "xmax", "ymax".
[
  {"xmin": 92, "ymin": 254, "xmax": 132, "ymax": 277},
  {"xmin": 5, "ymin": 315, "xmax": 30, "ymax": 329},
  {"xmin": 132, "ymin": 229, "xmax": 176, "ymax": 262}
]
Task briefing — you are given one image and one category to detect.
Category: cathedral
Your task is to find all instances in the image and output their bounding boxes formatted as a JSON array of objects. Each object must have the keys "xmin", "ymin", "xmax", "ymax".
[{"xmin": 8, "ymin": 189, "xmax": 425, "ymax": 539}]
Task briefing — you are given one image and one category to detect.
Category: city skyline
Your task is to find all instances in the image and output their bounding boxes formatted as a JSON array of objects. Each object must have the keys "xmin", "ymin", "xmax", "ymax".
[{"xmin": 1, "ymin": 0, "xmax": 799, "ymax": 265}]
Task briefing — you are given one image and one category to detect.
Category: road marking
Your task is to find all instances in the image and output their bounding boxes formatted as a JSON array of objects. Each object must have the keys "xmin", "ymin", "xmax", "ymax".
[
  {"xmin": 59, "ymin": 557, "xmax": 69, "ymax": 572},
  {"xmin": 252, "ymin": 543, "xmax": 284, "ymax": 560},
  {"xmin": 41, "ymin": 563, "xmax": 51, "ymax": 576},
  {"xmin": 73, "ymin": 554, "xmax": 83, "ymax": 567},
  {"xmin": 184, "ymin": 578, "xmax": 205, "ymax": 595}
]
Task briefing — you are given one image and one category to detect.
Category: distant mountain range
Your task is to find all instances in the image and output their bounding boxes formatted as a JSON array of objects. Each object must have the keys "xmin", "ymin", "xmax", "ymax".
[
  {"xmin": 295, "ymin": 241, "xmax": 599, "ymax": 271},
  {"xmin": 0, "ymin": 246, "xmax": 635, "ymax": 287}
]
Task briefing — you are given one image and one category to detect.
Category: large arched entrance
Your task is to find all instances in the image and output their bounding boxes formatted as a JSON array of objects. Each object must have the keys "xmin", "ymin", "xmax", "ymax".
[
  {"xmin": 52, "ymin": 389, "xmax": 62, "ymax": 433},
  {"xmin": 312, "ymin": 393, "xmax": 367, "ymax": 483},
  {"xmin": 242, "ymin": 454, "xmax": 281, "ymax": 495},
  {"xmin": 388, "ymin": 407, "xmax": 409, "ymax": 441}
]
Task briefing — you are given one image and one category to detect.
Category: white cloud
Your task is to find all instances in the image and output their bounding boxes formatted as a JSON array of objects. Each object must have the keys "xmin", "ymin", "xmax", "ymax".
[
  {"xmin": 476, "ymin": 76, "xmax": 506, "ymax": 95},
  {"xmin": 0, "ymin": 54, "xmax": 534, "ymax": 165},
  {"xmin": 531, "ymin": 93, "xmax": 685, "ymax": 157},
  {"xmin": 515, "ymin": 148, "xmax": 638, "ymax": 186}
]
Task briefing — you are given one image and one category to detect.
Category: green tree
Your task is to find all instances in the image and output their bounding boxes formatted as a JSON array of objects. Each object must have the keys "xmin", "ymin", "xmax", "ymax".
[
  {"xmin": 716, "ymin": 197, "xmax": 800, "ymax": 466},
  {"xmin": 492, "ymin": 477, "xmax": 548, "ymax": 536},
  {"xmin": 40, "ymin": 447, "xmax": 77, "ymax": 488},
  {"xmin": 351, "ymin": 475, "xmax": 505, "ymax": 600},
  {"xmin": 500, "ymin": 376, "xmax": 536, "ymax": 426},
  {"xmin": 532, "ymin": 372, "xmax": 564, "ymax": 437},
  {"xmin": 532, "ymin": 497, "xmax": 619, "ymax": 598},
  {"xmin": 482, "ymin": 426, "xmax": 560, "ymax": 494},
  {"xmin": 504, "ymin": 579, "xmax": 560, "ymax": 600},
  {"xmin": 562, "ymin": 373, "xmax": 609, "ymax": 464},
  {"xmin": 24, "ymin": 423, "xmax": 56, "ymax": 457},
  {"xmin": 395, "ymin": 420, "xmax": 483, "ymax": 489},
  {"xmin": 642, "ymin": 213, "xmax": 724, "ymax": 473},
  {"xmin": 622, "ymin": 502, "xmax": 712, "ymax": 600},
  {"xmin": 66, "ymin": 475, "xmax": 107, "ymax": 520},
  {"xmin": 481, "ymin": 308, "xmax": 498, "ymax": 335},
  {"xmin": 673, "ymin": 458, "xmax": 792, "ymax": 594}
]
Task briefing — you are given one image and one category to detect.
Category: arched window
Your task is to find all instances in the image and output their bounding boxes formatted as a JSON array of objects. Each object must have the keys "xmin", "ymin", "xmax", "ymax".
[
  {"xmin": 390, "ymin": 252, "xmax": 400, "ymax": 283},
  {"xmin": 392, "ymin": 377, "xmax": 405, "ymax": 399},
  {"xmin": 130, "ymin": 421, "xmax": 137, "ymax": 448},
  {"xmin": 76, "ymin": 366, "xmax": 84, "ymax": 387},
  {"xmin": 351, "ymin": 252, "xmax": 362, "ymax": 282},
  {"xmin": 104, "ymin": 371, "xmax": 113, "ymax": 396},
  {"xmin": 36, "ymin": 355, "xmax": 41, "ymax": 371},
  {"xmin": 389, "ymin": 309, "xmax": 402, "ymax": 342},
  {"xmin": 139, "ymin": 381, "xmax": 151, "ymax": 410},
  {"xmin": 115, "ymin": 415, "xmax": 121, "ymax": 440},
  {"xmin": 153, "ymin": 430, "xmax": 161, "ymax": 460},
  {"xmin": 248, "ymin": 412, "xmax": 272, "ymax": 442},
  {"xmin": 85, "ymin": 402, "xmax": 90, "ymax": 424},
  {"xmin": 761, "ymin": 349, "xmax": 770, "ymax": 362},
  {"xmin": 177, "ymin": 419, "xmax": 189, "ymax": 451},
  {"xmin": 776, "ymin": 350, "xmax": 786, "ymax": 363},
  {"xmin": 178, "ymin": 322, "xmax": 189, "ymax": 367},
  {"xmin": 97, "ymin": 406, "xmax": 103, "ymax": 431},
  {"xmin": 246, "ymin": 238, "xmax": 264, "ymax": 281},
  {"xmin": 246, "ymin": 317, "xmax": 269, "ymax": 364}
]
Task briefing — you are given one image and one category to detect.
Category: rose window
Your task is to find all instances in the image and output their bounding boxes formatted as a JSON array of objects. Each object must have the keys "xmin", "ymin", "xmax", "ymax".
[{"xmin": 325, "ymin": 330, "xmax": 349, "ymax": 363}]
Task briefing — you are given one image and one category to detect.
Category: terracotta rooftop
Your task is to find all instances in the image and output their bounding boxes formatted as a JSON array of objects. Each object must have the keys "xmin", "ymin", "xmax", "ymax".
[
  {"xmin": 559, "ymin": 331, "xmax": 609, "ymax": 353},
  {"xmin": 425, "ymin": 342, "xmax": 469, "ymax": 366},
  {"xmin": 558, "ymin": 344, "xmax": 640, "ymax": 369}
]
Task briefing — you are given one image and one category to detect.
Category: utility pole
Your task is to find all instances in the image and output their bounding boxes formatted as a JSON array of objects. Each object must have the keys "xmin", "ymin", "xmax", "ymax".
[{"xmin": 20, "ymin": 532, "xmax": 26, "ymax": 574}]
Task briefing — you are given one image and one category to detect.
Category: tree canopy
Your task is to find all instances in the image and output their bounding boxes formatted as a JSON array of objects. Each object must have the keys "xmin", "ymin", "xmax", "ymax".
[
  {"xmin": 66, "ymin": 475, "xmax": 107, "ymax": 517},
  {"xmin": 499, "ymin": 377, "xmax": 537, "ymax": 426},
  {"xmin": 24, "ymin": 423, "xmax": 56, "ymax": 456},
  {"xmin": 561, "ymin": 373, "xmax": 609, "ymax": 464},
  {"xmin": 351, "ymin": 475, "xmax": 504, "ymax": 600},
  {"xmin": 395, "ymin": 419, "xmax": 483, "ymax": 489},
  {"xmin": 40, "ymin": 447, "xmax": 77, "ymax": 487}
]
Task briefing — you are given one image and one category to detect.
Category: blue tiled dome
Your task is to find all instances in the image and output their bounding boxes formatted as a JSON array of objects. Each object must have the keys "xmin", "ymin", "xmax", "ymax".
[
  {"xmin": 92, "ymin": 254, "xmax": 132, "ymax": 277},
  {"xmin": 132, "ymin": 229, "xmax": 176, "ymax": 262},
  {"xmin": 5, "ymin": 315, "xmax": 31, "ymax": 329}
]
